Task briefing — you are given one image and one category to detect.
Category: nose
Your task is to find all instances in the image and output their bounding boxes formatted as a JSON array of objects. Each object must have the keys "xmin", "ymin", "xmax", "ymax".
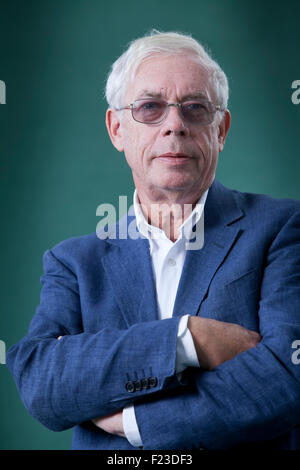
[{"xmin": 161, "ymin": 104, "xmax": 189, "ymax": 137}]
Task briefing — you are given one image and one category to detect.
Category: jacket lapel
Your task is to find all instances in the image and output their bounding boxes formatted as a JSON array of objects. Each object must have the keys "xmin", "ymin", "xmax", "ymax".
[
  {"xmin": 172, "ymin": 180, "xmax": 244, "ymax": 318},
  {"xmin": 101, "ymin": 216, "xmax": 159, "ymax": 327}
]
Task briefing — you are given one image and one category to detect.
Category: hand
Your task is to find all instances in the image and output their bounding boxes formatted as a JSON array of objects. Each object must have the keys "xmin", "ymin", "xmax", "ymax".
[
  {"xmin": 188, "ymin": 316, "xmax": 261, "ymax": 370},
  {"xmin": 92, "ymin": 409, "xmax": 125, "ymax": 438}
]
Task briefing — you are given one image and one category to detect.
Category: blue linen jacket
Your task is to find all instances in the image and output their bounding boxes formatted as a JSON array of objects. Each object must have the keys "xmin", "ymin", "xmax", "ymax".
[{"xmin": 6, "ymin": 179, "xmax": 300, "ymax": 449}]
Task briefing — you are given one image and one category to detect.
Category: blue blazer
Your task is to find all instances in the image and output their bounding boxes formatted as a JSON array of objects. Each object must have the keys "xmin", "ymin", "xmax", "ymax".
[{"xmin": 6, "ymin": 180, "xmax": 300, "ymax": 449}]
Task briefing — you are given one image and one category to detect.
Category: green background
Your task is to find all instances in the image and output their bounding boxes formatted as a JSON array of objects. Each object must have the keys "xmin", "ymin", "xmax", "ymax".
[{"xmin": 0, "ymin": 0, "xmax": 299, "ymax": 449}]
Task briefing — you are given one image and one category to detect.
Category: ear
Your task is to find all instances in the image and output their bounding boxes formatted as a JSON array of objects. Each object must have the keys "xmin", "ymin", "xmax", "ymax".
[
  {"xmin": 217, "ymin": 109, "xmax": 231, "ymax": 152},
  {"xmin": 106, "ymin": 108, "xmax": 124, "ymax": 152}
]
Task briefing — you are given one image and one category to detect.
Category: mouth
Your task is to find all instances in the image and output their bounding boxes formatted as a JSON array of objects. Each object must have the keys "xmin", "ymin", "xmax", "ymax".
[{"xmin": 155, "ymin": 153, "xmax": 193, "ymax": 164}]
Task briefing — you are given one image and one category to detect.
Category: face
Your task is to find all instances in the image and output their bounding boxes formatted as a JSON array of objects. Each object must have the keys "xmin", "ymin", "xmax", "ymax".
[{"xmin": 106, "ymin": 54, "xmax": 231, "ymax": 203}]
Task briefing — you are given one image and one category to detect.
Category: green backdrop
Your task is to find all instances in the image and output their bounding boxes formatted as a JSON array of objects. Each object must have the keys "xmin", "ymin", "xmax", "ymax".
[{"xmin": 0, "ymin": 0, "xmax": 299, "ymax": 449}]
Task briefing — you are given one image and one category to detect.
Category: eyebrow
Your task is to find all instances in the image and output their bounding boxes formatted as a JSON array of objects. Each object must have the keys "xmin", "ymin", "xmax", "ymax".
[{"xmin": 134, "ymin": 89, "xmax": 208, "ymax": 101}]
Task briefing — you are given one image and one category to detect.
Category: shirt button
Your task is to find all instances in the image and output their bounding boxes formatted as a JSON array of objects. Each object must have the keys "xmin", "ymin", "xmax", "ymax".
[{"xmin": 167, "ymin": 258, "xmax": 176, "ymax": 267}]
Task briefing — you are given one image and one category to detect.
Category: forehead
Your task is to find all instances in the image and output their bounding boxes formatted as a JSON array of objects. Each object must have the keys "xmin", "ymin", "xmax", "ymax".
[{"xmin": 125, "ymin": 54, "xmax": 214, "ymax": 101}]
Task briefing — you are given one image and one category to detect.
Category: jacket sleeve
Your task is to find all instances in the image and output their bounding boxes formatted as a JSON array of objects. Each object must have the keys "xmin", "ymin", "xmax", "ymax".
[
  {"xmin": 134, "ymin": 210, "xmax": 300, "ymax": 449},
  {"xmin": 6, "ymin": 248, "xmax": 181, "ymax": 432}
]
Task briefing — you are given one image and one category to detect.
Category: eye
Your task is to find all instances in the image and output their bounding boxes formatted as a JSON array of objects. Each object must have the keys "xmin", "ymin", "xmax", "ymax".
[
  {"xmin": 185, "ymin": 102, "xmax": 207, "ymax": 111},
  {"xmin": 140, "ymin": 101, "xmax": 162, "ymax": 110}
]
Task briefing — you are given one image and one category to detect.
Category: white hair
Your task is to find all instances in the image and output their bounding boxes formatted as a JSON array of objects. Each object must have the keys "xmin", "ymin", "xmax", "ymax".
[{"xmin": 105, "ymin": 29, "xmax": 229, "ymax": 111}]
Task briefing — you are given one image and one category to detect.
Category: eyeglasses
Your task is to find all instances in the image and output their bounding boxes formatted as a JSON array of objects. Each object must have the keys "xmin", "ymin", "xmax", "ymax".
[{"xmin": 115, "ymin": 98, "xmax": 224, "ymax": 125}]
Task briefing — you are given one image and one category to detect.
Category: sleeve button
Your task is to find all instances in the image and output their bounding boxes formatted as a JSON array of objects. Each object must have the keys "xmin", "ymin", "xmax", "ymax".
[
  {"xmin": 148, "ymin": 376, "xmax": 158, "ymax": 388},
  {"xmin": 141, "ymin": 378, "xmax": 149, "ymax": 389},
  {"xmin": 134, "ymin": 380, "xmax": 142, "ymax": 392},
  {"xmin": 125, "ymin": 381, "xmax": 135, "ymax": 393}
]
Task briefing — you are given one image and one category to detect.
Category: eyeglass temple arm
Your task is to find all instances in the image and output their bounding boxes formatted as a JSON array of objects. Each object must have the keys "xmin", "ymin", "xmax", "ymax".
[{"xmin": 114, "ymin": 105, "xmax": 132, "ymax": 111}]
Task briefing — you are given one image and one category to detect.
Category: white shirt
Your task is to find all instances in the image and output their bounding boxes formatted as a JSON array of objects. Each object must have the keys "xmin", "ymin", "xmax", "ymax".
[{"xmin": 123, "ymin": 188, "xmax": 208, "ymax": 447}]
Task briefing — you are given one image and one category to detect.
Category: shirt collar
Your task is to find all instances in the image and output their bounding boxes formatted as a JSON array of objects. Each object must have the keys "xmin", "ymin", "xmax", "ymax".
[{"xmin": 133, "ymin": 188, "xmax": 208, "ymax": 243}]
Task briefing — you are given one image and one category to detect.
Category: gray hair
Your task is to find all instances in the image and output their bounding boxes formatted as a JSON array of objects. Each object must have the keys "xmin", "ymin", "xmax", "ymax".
[{"xmin": 105, "ymin": 29, "xmax": 229, "ymax": 111}]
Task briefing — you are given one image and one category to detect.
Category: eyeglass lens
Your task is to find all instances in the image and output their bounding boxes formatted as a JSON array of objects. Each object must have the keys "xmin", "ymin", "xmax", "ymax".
[{"xmin": 132, "ymin": 99, "xmax": 215, "ymax": 124}]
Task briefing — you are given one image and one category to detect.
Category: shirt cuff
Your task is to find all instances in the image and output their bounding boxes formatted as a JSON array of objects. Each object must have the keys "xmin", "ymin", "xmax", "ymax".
[
  {"xmin": 123, "ymin": 404, "xmax": 143, "ymax": 448},
  {"xmin": 175, "ymin": 314, "xmax": 200, "ymax": 373}
]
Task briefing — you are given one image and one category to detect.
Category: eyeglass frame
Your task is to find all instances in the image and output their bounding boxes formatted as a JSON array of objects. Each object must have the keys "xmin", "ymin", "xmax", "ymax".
[{"xmin": 114, "ymin": 97, "xmax": 225, "ymax": 125}]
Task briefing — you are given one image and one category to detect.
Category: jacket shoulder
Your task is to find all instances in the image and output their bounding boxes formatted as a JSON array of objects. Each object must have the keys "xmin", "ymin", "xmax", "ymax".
[
  {"xmin": 230, "ymin": 186, "xmax": 300, "ymax": 220},
  {"xmin": 43, "ymin": 232, "xmax": 109, "ymax": 273}
]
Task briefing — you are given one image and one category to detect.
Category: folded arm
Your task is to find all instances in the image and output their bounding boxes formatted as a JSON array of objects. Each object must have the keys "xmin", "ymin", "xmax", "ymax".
[
  {"xmin": 6, "ymin": 249, "xmax": 182, "ymax": 431},
  {"xmin": 93, "ymin": 315, "xmax": 262, "ymax": 444},
  {"xmin": 132, "ymin": 210, "xmax": 300, "ymax": 449}
]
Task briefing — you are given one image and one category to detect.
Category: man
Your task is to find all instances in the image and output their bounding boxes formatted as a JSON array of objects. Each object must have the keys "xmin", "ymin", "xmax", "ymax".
[{"xmin": 6, "ymin": 30, "xmax": 300, "ymax": 450}]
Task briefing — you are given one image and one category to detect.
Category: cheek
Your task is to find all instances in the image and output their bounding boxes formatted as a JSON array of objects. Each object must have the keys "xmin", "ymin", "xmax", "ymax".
[
  {"xmin": 125, "ymin": 129, "xmax": 155, "ymax": 161},
  {"xmin": 122, "ymin": 132, "xmax": 153, "ymax": 172},
  {"xmin": 202, "ymin": 128, "xmax": 219, "ymax": 155},
  {"xmin": 122, "ymin": 127, "xmax": 139, "ymax": 160}
]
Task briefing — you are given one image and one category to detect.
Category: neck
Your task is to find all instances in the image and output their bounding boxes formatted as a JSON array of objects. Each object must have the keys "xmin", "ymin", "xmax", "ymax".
[{"xmin": 136, "ymin": 186, "xmax": 205, "ymax": 242}]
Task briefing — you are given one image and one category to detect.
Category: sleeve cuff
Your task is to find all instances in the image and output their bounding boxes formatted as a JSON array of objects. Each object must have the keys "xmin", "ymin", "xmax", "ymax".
[
  {"xmin": 123, "ymin": 404, "xmax": 143, "ymax": 448},
  {"xmin": 175, "ymin": 314, "xmax": 200, "ymax": 373}
]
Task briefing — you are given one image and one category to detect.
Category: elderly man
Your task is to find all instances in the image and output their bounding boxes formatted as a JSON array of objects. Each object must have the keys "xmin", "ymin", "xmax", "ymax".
[{"xmin": 7, "ymin": 30, "xmax": 300, "ymax": 450}]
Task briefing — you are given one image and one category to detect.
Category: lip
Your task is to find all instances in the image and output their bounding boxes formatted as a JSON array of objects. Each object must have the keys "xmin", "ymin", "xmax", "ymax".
[
  {"xmin": 156, "ymin": 153, "xmax": 193, "ymax": 164},
  {"xmin": 159, "ymin": 153, "xmax": 191, "ymax": 158}
]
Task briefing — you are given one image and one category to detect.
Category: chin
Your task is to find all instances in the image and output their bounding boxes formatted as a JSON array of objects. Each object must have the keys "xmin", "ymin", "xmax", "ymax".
[
  {"xmin": 154, "ymin": 180, "xmax": 194, "ymax": 192},
  {"xmin": 163, "ymin": 174, "xmax": 195, "ymax": 186}
]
